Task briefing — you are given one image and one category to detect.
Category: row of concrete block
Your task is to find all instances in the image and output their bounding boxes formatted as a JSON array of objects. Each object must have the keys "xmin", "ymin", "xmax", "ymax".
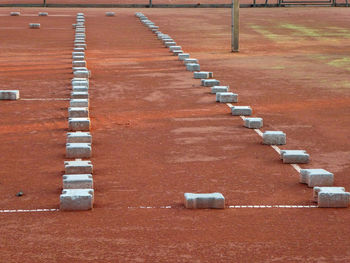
[
  {"xmin": 136, "ymin": 12, "xmax": 349, "ymax": 208},
  {"xmin": 60, "ymin": 13, "xmax": 94, "ymax": 211},
  {"xmin": 10, "ymin": 12, "xmax": 48, "ymax": 16}
]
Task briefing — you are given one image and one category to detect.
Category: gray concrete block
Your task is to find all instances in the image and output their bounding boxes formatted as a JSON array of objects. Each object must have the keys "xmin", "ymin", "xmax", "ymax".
[
  {"xmin": 74, "ymin": 70, "xmax": 90, "ymax": 79},
  {"xmin": 72, "ymin": 52, "xmax": 85, "ymax": 58},
  {"xmin": 74, "ymin": 39, "xmax": 86, "ymax": 44},
  {"xmin": 0, "ymin": 90, "xmax": 20, "ymax": 100},
  {"xmin": 68, "ymin": 117, "xmax": 90, "ymax": 131},
  {"xmin": 72, "ymin": 80, "xmax": 89, "ymax": 88},
  {"xmin": 72, "ymin": 60, "xmax": 86, "ymax": 67},
  {"xmin": 72, "ymin": 56, "xmax": 85, "ymax": 62},
  {"xmin": 70, "ymin": 99, "xmax": 89, "ymax": 107},
  {"xmin": 201, "ymin": 79, "xmax": 220, "ymax": 87},
  {"xmin": 105, "ymin": 12, "xmax": 115, "ymax": 16},
  {"xmin": 169, "ymin": 46, "xmax": 181, "ymax": 52},
  {"xmin": 67, "ymin": 132, "xmax": 92, "ymax": 143},
  {"xmin": 183, "ymin": 58, "xmax": 198, "ymax": 65},
  {"xmin": 10, "ymin": 12, "xmax": 20, "ymax": 16},
  {"xmin": 244, "ymin": 118, "xmax": 263, "ymax": 129},
  {"xmin": 38, "ymin": 12, "xmax": 48, "ymax": 16},
  {"xmin": 72, "ymin": 86, "xmax": 88, "ymax": 92},
  {"xmin": 314, "ymin": 187, "xmax": 350, "ymax": 208},
  {"xmin": 262, "ymin": 131, "xmax": 286, "ymax": 145},
  {"xmin": 74, "ymin": 47, "xmax": 85, "ymax": 52},
  {"xmin": 74, "ymin": 43, "xmax": 87, "ymax": 49},
  {"xmin": 231, "ymin": 106, "xmax": 252, "ymax": 116},
  {"xmin": 65, "ymin": 159, "xmax": 93, "ymax": 174},
  {"xmin": 71, "ymin": 91, "xmax": 89, "ymax": 99},
  {"xmin": 178, "ymin": 53, "xmax": 190, "ymax": 61},
  {"xmin": 66, "ymin": 143, "xmax": 91, "ymax": 158},
  {"xmin": 68, "ymin": 107, "xmax": 89, "ymax": 118},
  {"xmin": 72, "ymin": 67, "xmax": 88, "ymax": 73},
  {"xmin": 29, "ymin": 23, "xmax": 40, "ymax": 29},
  {"xmin": 194, "ymin": 71, "xmax": 213, "ymax": 79},
  {"xmin": 186, "ymin": 63, "xmax": 200, "ymax": 72},
  {"xmin": 300, "ymin": 169, "xmax": 334, "ymax": 187},
  {"xmin": 211, "ymin": 86, "xmax": 229, "ymax": 94},
  {"xmin": 173, "ymin": 50, "xmax": 183, "ymax": 56},
  {"xmin": 165, "ymin": 42, "xmax": 177, "ymax": 48},
  {"xmin": 216, "ymin": 92, "xmax": 238, "ymax": 103},
  {"xmin": 280, "ymin": 150, "xmax": 309, "ymax": 164},
  {"xmin": 184, "ymin": 193, "xmax": 225, "ymax": 209},
  {"xmin": 60, "ymin": 189, "xmax": 94, "ymax": 211},
  {"xmin": 63, "ymin": 174, "xmax": 93, "ymax": 189}
]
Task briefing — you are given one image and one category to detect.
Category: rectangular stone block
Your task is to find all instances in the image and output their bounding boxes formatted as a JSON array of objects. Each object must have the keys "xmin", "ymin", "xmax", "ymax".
[
  {"xmin": 231, "ymin": 106, "xmax": 252, "ymax": 116},
  {"xmin": 74, "ymin": 43, "xmax": 87, "ymax": 49},
  {"xmin": 10, "ymin": 12, "xmax": 20, "ymax": 16},
  {"xmin": 280, "ymin": 150, "xmax": 309, "ymax": 164},
  {"xmin": 194, "ymin": 71, "xmax": 213, "ymax": 79},
  {"xmin": 71, "ymin": 91, "xmax": 89, "ymax": 99},
  {"xmin": 67, "ymin": 132, "xmax": 92, "ymax": 143},
  {"xmin": 300, "ymin": 169, "xmax": 334, "ymax": 187},
  {"xmin": 66, "ymin": 143, "xmax": 91, "ymax": 158},
  {"xmin": 178, "ymin": 53, "xmax": 190, "ymax": 61},
  {"xmin": 72, "ymin": 80, "xmax": 89, "ymax": 88},
  {"xmin": 63, "ymin": 174, "xmax": 93, "ymax": 189},
  {"xmin": 65, "ymin": 159, "xmax": 93, "ymax": 174},
  {"xmin": 72, "ymin": 56, "xmax": 85, "ymax": 62},
  {"xmin": 60, "ymin": 189, "xmax": 94, "ymax": 211},
  {"xmin": 186, "ymin": 63, "xmax": 200, "ymax": 72},
  {"xmin": 262, "ymin": 131, "xmax": 286, "ymax": 145},
  {"xmin": 201, "ymin": 79, "xmax": 220, "ymax": 87},
  {"xmin": 72, "ymin": 52, "xmax": 85, "ymax": 58},
  {"xmin": 169, "ymin": 46, "xmax": 181, "ymax": 52},
  {"xmin": 173, "ymin": 50, "xmax": 183, "ymax": 56},
  {"xmin": 211, "ymin": 86, "xmax": 229, "ymax": 94},
  {"xmin": 72, "ymin": 67, "xmax": 88, "ymax": 73},
  {"xmin": 72, "ymin": 86, "xmax": 88, "ymax": 92},
  {"xmin": 70, "ymin": 99, "xmax": 89, "ymax": 107},
  {"xmin": 105, "ymin": 12, "xmax": 115, "ymax": 16},
  {"xmin": 68, "ymin": 107, "xmax": 89, "ymax": 118},
  {"xmin": 183, "ymin": 58, "xmax": 198, "ymax": 65},
  {"xmin": 314, "ymin": 187, "xmax": 350, "ymax": 208},
  {"xmin": 72, "ymin": 60, "xmax": 87, "ymax": 67},
  {"xmin": 244, "ymin": 117, "xmax": 263, "ymax": 129},
  {"xmin": 68, "ymin": 117, "xmax": 90, "ymax": 131},
  {"xmin": 74, "ymin": 70, "xmax": 90, "ymax": 79},
  {"xmin": 165, "ymin": 42, "xmax": 176, "ymax": 48},
  {"xmin": 74, "ymin": 47, "xmax": 85, "ymax": 52},
  {"xmin": 184, "ymin": 193, "xmax": 225, "ymax": 209},
  {"xmin": 29, "ymin": 23, "xmax": 40, "ymax": 29},
  {"xmin": 216, "ymin": 92, "xmax": 238, "ymax": 103},
  {"xmin": 0, "ymin": 90, "xmax": 19, "ymax": 100},
  {"xmin": 38, "ymin": 12, "xmax": 48, "ymax": 16}
]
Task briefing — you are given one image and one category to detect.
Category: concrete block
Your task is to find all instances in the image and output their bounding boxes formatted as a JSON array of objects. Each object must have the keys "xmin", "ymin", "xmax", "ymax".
[
  {"xmin": 74, "ymin": 47, "xmax": 85, "ymax": 52},
  {"xmin": 71, "ymin": 91, "xmax": 89, "ymax": 99},
  {"xmin": 66, "ymin": 143, "xmax": 91, "ymax": 158},
  {"xmin": 231, "ymin": 106, "xmax": 252, "ymax": 116},
  {"xmin": 72, "ymin": 52, "xmax": 85, "ymax": 58},
  {"xmin": 244, "ymin": 118, "xmax": 263, "ymax": 129},
  {"xmin": 0, "ymin": 90, "xmax": 20, "ymax": 100},
  {"xmin": 70, "ymin": 99, "xmax": 89, "ymax": 107},
  {"xmin": 183, "ymin": 58, "xmax": 198, "ymax": 65},
  {"xmin": 68, "ymin": 117, "xmax": 90, "ymax": 131},
  {"xmin": 29, "ymin": 23, "xmax": 40, "ymax": 29},
  {"xmin": 67, "ymin": 131, "xmax": 92, "ymax": 143},
  {"xmin": 10, "ymin": 12, "xmax": 20, "ymax": 16},
  {"xmin": 76, "ymin": 29, "xmax": 85, "ymax": 33},
  {"xmin": 165, "ymin": 42, "xmax": 177, "ymax": 48},
  {"xmin": 72, "ymin": 86, "xmax": 88, "ymax": 92},
  {"xmin": 169, "ymin": 46, "xmax": 181, "ymax": 52},
  {"xmin": 280, "ymin": 150, "xmax": 309, "ymax": 164},
  {"xmin": 173, "ymin": 50, "xmax": 183, "ymax": 56},
  {"xmin": 74, "ymin": 43, "xmax": 87, "ymax": 49},
  {"xmin": 105, "ymin": 12, "xmax": 115, "ymax": 17},
  {"xmin": 178, "ymin": 53, "xmax": 190, "ymax": 61},
  {"xmin": 186, "ymin": 63, "xmax": 200, "ymax": 72},
  {"xmin": 300, "ymin": 169, "xmax": 334, "ymax": 187},
  {"xmin": 72, "ymin": 57, "xmax": 85, "ymax": 63},
  {"xmin": 74, "ymin": 70, "xmax": 90, "ymax": 79},
  {"xmin": 72, "ymin": 80, "xmax": 89, "ymax": 88},
  {"xmin": 68, "ymin": 107, "xmax": 89, "ymax": 118},
  {"xmin": 38, "ymin": 12, "xmax": 48, "ymax": 16},
  {"xmin": 314, "ymin": 187, "xmax": 350, "ymax": 208},
  {"xmin": 74, "ymin": 39, "xmax": 85, "ymax": 44},
  {"xmin": 262, "ymin": 131, "xmax": 286, "ymax": 145},
  {"xmin": 149, "ymin": 25, "xmax": 159, "ymax": 30},
  {"xmin": 194, "ymin": 71, "xmax": 213, "ymax": 79},
  {"xmin": 72, "ymin": 61, "xmax": 87, "ymax": 67},
  {"xmin": 201, "ymin": 79, "xmax": 220, "ymax": 87},
  {"xmin": 60, "ymin": 189, "xmax": 93, "ymax": 211},
  {"xmin": 211, "ymin": 86, "xmax": 229, "ymax": 94},
  {"xmin": 216, "ymin": 92, "xmax": 238, "ymax": 103},
  {"xmin": 63, "ymin": 174, "xmax": 93, "ymax": 189},
  {"xmin": 72, "ymin": 67, "xmax": 88, "ymax": 73},
  {"xmin": 184, "ymin": 193, "xmax": 225, "ymax": 209},
  {"xmin": 65, "ymin": 159, "xmax": 93, "ymax": 174}
]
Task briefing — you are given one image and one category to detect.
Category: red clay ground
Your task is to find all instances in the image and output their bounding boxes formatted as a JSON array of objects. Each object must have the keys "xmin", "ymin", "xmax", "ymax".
[{"xmin": 0, "ymin": 7, "xmax": 349, "ymax": 262}]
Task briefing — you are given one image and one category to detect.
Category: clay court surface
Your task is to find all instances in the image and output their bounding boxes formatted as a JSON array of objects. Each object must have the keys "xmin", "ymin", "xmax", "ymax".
[{"xmin": 0, "ymin": 6, "xmax": 350, "ymax": 262}]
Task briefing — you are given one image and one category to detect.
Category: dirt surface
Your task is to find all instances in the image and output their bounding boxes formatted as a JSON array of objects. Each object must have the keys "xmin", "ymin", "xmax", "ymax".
[{"xmin": 0, "ymin": 7, "xmax": 349, "ymax": 262}]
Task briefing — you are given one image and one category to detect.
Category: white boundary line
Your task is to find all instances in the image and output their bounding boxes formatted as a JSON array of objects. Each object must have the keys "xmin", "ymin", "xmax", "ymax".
[
  {"xmin": 127, "ymin": 205, "xmax": 317, "ymax": 209},
  {"xmin": 0, "ymin": 209, "xmax": 58, "ymax": 213},
  {"xmin": 21, "ymin": 98, "xmax": 69, "ymax": 101}
]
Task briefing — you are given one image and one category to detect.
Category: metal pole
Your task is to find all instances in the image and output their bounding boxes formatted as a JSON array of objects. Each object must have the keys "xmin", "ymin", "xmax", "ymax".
[
  {"xmin": 231, "ymin": 0, "xmax": 239, "ymax": 52},
  {"xmin": 150, "ymin": 0, "xmax": 152, "ymax": 8},
  {"xmin": 43, "ymin": 0, "xmax": 46, "ymax": 7}
]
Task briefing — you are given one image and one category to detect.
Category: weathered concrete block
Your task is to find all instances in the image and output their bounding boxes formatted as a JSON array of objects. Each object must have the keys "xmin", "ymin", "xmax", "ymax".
[
  {"xmin": 169, "ymin": 46, "xmax": 181, "ymax": 52},
  {"xmin": 72, "ymin": 80, "xmax": 89, "ymax": 88},
  {"xmin": 74, "ymin": 39, "xmax": 85, "ymax": 44},
  {"xmin": 72, "ymin": 61, "xmax": 87, "ymax": 67},
  {"xmin": 63, "ymin": 174, "xmax": 93, "ymax": 189},
  {"xmin": 71, "ymin": 91, "xmax": 89, "ymax": 99},
  {"xmin": 74, "ymin": 70, "xmax": 90, "ymax": 79},
  {"xmin": 72, "ymin": 67, "xmax": 88, "ymax": 73},
  {"xmin": 0, "ymin": 90, "xmax": 20, "ymax": 100},
  {"xmin": 314, "ymin": 187, "xmax": 350, "ymax": 208},
  {"xmin": 38, "ymin": 12, "xmax": 48, "ymax": 16},
  {"xmin": 184, "ymin": 193, "xmax": 225, "ymax": 209},
  {"xmin": 194, "ymin": 71, "xmax": 213, "ymax": 79},
  {"xmin": 68, "ymin": 107, "xmax": 89, "ymax": 118},
  {"xmin": 76, "ymin": 28, "xmax": 85, "ymax": 33},
  {"xmin": 66, "ymin": 143, "xmax": 91, "ymax": 158},
  {"xmin": 68, "ymin": 117, "xmax": 90, "ymax": 131},
  {"xmin": 244, "ymin": 118, "xmax": 263, "ymax": 129},
  {"xmin": 262, "ymin": 131, "xmax": 286, "ymax": 145},
  {"xmin": 67, "ymin": 131, "xmax": 92, "ymax": 143},
  {"xmin": 300, "ymin": 169, "xmax": 334, "ymax": 187},
  {"xmin": 165, "ymin": 42, "xmax": 177, "ymax": 48},
  {"xmin": 149, "ymin": 25, "xmax": 159, "ymax": 30},
  {"xmin": 280, "ymin": 150, "xmax": 309, "ymax": 164},
  {"xmin": 72, "ymin": 52, "xmax": 85, "ymax": 58},
  {"xmin": 211, "ymin": 86, "xmax": 229, "ymax": 94},
  {"xmin": 201, "ymin": 79, "xmax": 220, "ymax": 87},
  {"xmin": 74, "ymin": 43, "xmax": 87, "ymax": 49},
  {"xmin": 173, "ymin": 50, "xmax": 183, "ymax": 56},
  {"xmin": 183, "ymin": 58, "xmax": 198, "ymax": 65},
  {"xmin": 10, "ymin": 12, "xmax": 20, "ymax": 16},
  {"xmin": 60, "ymin": 189, "xmax": 94, "ymax": 211},
  {"xmin": 231, "ymin": 106, "xmax": 252, "ymax": 116},
  {"xmin": 178, "ymin": 53, "xmax": 190, "ymax": 61},
  {"xmin": 74, "ymin": 47, "xmax": 85, "ymax": 52},
  {"xmin": 29, "ymin": 23, "xmax": 40, "ymax": 29},
  {"xmin": 65, "ymin": 159, "xmax": 93, "ymax": 174},
  {"xmin": 216, "ymin": 92, "xmax": 238, "ymax": 103},
  {"xmin": 72, "ymin": 86, "xmax": 88, "ymax": 92},
  {"xmin": 186, "ymin": 63, "xmax": 200, "ymax": 72},
  {"xmin": 105, "ymin": 12, "xmax": 115, "ymax": 17},
  {"xmin": 70, "ymin": 99, "xmax": 89, "ymax": 107}
]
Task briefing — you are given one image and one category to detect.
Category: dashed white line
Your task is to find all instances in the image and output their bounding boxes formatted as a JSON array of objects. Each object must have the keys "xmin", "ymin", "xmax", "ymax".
[
  {"xmin": 0, "ymin": 209, "xmax": 59, "ymax": 213},
  {"xmin": 128, "ymin": 205, "xmax": 317, "ymax": 209},
  {"xmin": 21, "ymin": 98, "xmax": 69, "ymax": 101}
]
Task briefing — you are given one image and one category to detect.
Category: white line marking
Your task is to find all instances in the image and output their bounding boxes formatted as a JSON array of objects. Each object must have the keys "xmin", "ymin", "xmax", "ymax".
[
  {"xmin": 271, "ymin": 145, "xmax": 281, "ymax": 154},
  {"xmin": 291, "ymin": 164, "xmax": 302, "ymax": 172},
  {"xmin": 128, "ymin": 205, "xmax": 317, "ymax": 209},
  {"xmin": 254, "ymin": 129, "xmax": 263, "ymax": 137},
  {"xmin": 226, "ymin": 103, "xmax": 234, "ymax": 108},
  {"xmin": 21, "ymin": 98, "xmax": 69, "ymax": 101},
  {"xmin": 0, "ymin": 209, "xmax": 58, "ymax": 213}
]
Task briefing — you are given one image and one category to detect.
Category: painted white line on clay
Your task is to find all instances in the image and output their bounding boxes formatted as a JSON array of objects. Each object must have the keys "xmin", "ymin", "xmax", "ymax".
[
  {"xmin": 128, "ymin": 205, "xmax": 317, "ymax": 209},
  {"xmin": 21, "ymin": 98, "xmax": 69, "ymax": 101},
  {"xmin": 0, "ymin": 209, "xmax": 58, "ymax": 213},
  {"xmin": 271, "ymin": 145, "xmax": 281, "ymax": 154},
  {"xmin": 291, "ymin": 164, "xmax": 302, "ymax": 172},
  {"xmin": 254, "ymin": 129, "xmax": 263, "ymax": 137}
]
